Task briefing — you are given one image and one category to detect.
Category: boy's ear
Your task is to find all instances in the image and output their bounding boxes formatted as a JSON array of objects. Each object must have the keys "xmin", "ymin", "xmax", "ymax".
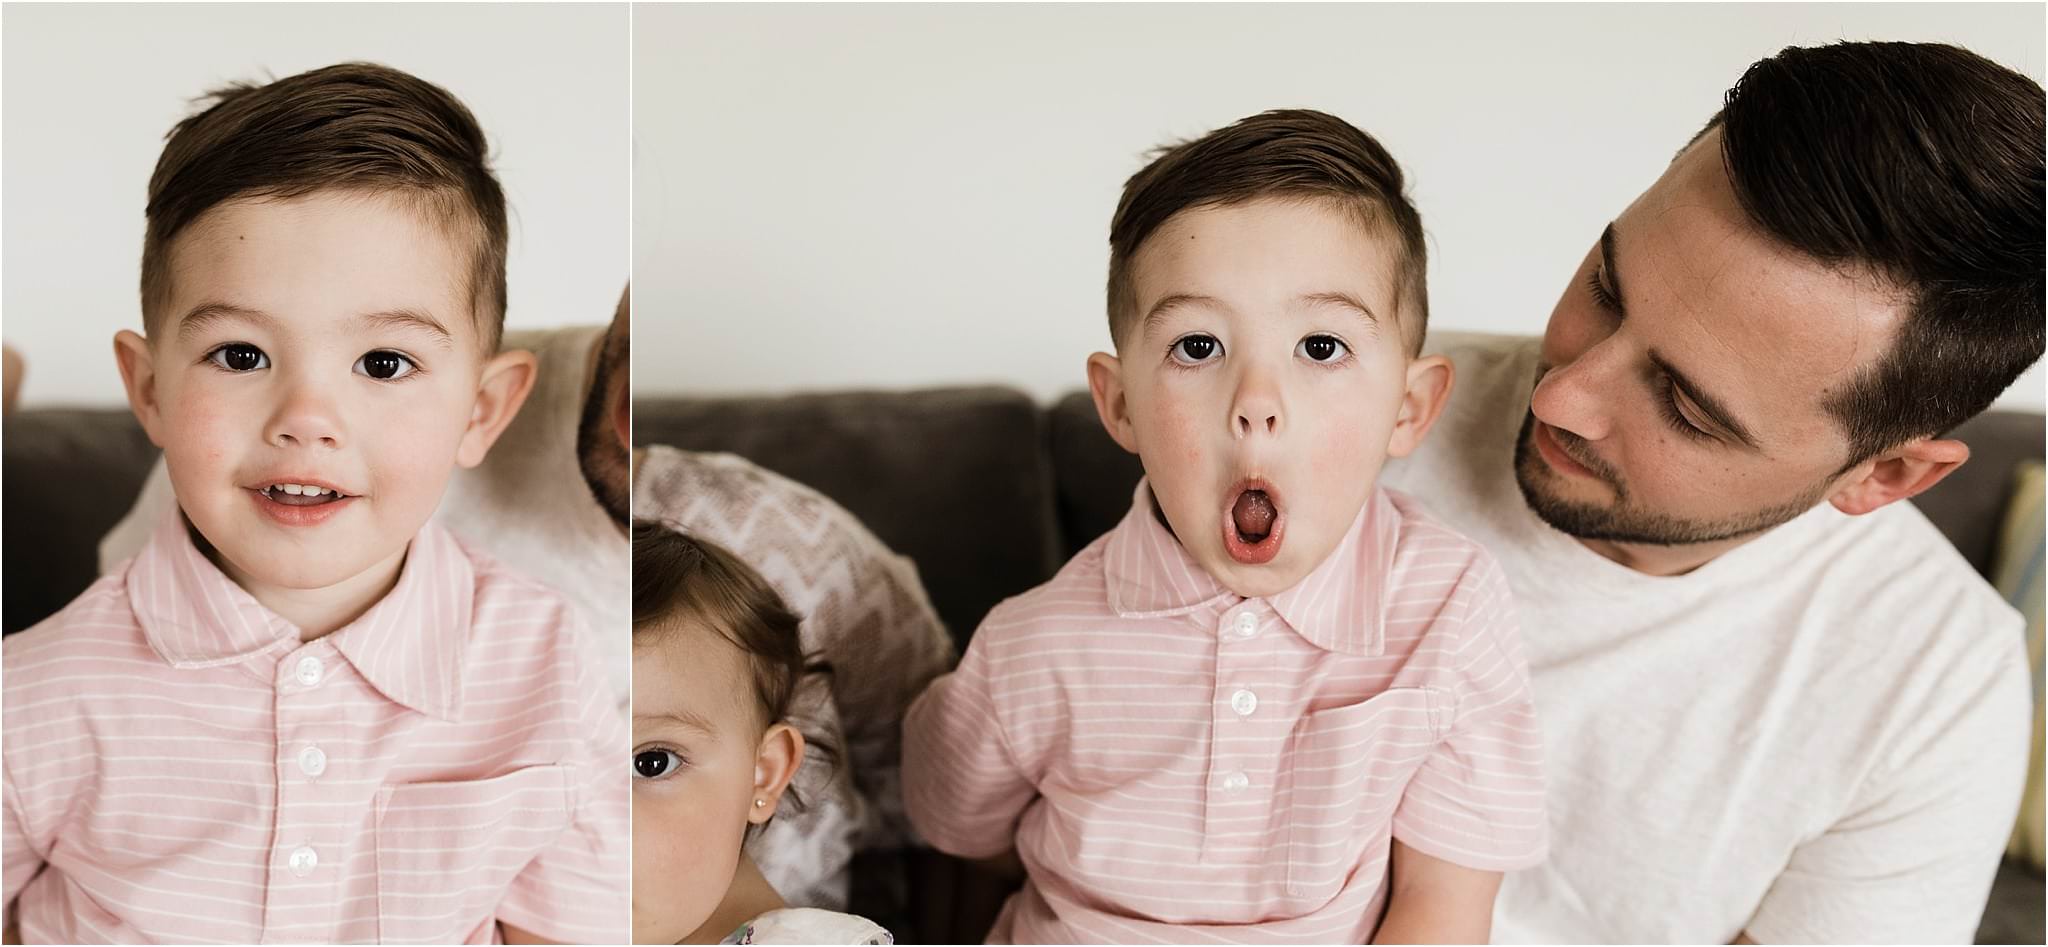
[
  {"xmin": 1086, "ymin": 351, "xmax": 1140, "ymax": 455},
  {"xmin": 1828, "ymin": 437, "xmax": 1969, "ymax": 516},
  {"xmin": 113, "ymin": 330, "xmax": 167, "ymax": 448},
  {"xmin": 455, "ymin": 349, "xmax": 539, "ymax": 469},
  {"xmin": 1385, "ymin": 354, "xmax": 1453, "ymax": 459},
  {"xmin": 749, "ymin": 722, "xmax": 806, "ymax": 824}
]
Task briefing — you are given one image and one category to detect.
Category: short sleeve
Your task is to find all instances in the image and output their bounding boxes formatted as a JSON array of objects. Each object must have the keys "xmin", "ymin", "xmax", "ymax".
[
  {"xmin": 492, "ymin": 620, "xmax": 631, "ymax": 943},
  {"xmin": 1744, "ymin": 614, "xmax": 2031, "ymax": 945},
  {"xmin": 901, "ymin": 620, "xmax": 1040, "ymax": 860},
  {"xmin": 1391, "ymin": 557, "xmax": 1548, "ymax": 871}
]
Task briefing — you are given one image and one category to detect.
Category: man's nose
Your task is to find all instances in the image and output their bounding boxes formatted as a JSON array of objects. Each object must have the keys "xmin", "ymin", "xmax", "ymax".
[{"xmin": 1529, "ymin": 344, "xmax": 1619, "ymax": 442}]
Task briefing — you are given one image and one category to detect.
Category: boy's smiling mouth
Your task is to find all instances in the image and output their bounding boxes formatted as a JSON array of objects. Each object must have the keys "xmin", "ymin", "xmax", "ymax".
[
  {"xmin": 245, "ymin": 477, "xmax": 360, "ymax": 526},
  {"xmin": 1223, "ymin": 478, "xmax": 1285, "ymax": 565}
]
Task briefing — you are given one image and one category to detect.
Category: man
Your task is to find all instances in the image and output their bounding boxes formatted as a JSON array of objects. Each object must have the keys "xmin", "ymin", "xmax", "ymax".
[{"xmin": 1380, "ymin": 41, "xmax": 2043, "ymax": 943}]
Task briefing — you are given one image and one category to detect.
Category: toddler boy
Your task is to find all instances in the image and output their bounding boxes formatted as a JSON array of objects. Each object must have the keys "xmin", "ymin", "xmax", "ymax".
[
  {"xmin": 904, "ymin": 110, "xmax": 1546, "ymax": 943},
  {"xmin": 2, "ymin": 63, "xmax": 626, "ymax": 944}
]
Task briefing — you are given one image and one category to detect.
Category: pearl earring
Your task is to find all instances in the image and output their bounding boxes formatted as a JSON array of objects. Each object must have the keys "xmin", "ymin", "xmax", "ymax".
[{"xmin": 754, "ymin": 798, "xmax": 766, "ymax": 808}]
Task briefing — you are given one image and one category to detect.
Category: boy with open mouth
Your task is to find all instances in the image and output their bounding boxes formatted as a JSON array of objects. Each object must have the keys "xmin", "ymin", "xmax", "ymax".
[
  {"xmin": 2, "ymin": 63, "xmax": 626, "ymax": 943},
  {"xmin": 904, "ymin": 110, "xmax": 1547, "ymax": 943}
]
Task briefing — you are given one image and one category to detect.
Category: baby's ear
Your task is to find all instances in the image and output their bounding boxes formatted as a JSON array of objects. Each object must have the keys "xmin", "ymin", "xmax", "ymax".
[
  {"xmin": 748, "ymin": 723, "xmax": 806, "ymax": 825},
  {"xmin": 1386, "ymin": 354, "xmax": 1453, "ymax": 459},
  {"xmin": 1086, "ymin": 351, "xmax": 1140, "ymax": 455},
  {"xmin": 455, "ymin": 349, "xmax": 539, "ymax": 469},
  {"xmin": 112, "ymin": 330, "xmax": 167, "ymax": 448}
]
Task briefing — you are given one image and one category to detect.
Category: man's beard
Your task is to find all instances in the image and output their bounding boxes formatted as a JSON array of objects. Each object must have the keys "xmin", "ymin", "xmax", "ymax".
[
  {"xmin": 1510, "ymin": 411, "xmax": 1823, "ymax": 547},
  {"xmin": 577, "ymin": 331, "xmax": 631, "ymax": 529}
]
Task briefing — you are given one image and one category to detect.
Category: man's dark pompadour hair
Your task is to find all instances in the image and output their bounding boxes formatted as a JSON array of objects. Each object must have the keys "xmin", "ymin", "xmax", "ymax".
[
  {"xmin": 1106, "ymin": 108, "xmax": 1429, "ymax": 354},
  {"xmin": 1709, "ymin": 41, "xmax": 2044, "ymax": 463},
  {"xmin": 141, "ymin": 62, "xmax": 509, "ymax": 351}
]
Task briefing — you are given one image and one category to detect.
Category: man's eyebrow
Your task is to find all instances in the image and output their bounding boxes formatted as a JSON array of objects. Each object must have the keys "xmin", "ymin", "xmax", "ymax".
[
  {"xmin": 1600, "ymin": 222, "xmax": 1627, "ymax": 317},
  {"xmin": 356, "ymin": 309, "xmax": 454, "ymax": 348},
  {"xmin": 1299, "ymin": 291, "xmax": 1380, "ymax": 330},
  {"xmin": 1648, "ymin": 349, "xmax": 1761, "ymax": 450},
  {"xmin": 176, "ymin": 302, "xmax": 278, "ymax": 341}
]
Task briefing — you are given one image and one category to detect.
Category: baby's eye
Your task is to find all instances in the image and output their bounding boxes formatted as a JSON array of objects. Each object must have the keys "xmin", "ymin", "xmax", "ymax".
[
  {"xmin": 207, "ymin": 343, "xmax": 269, "ymax": 373},
  {"xmin": 1297, "ymin": 335, "xmax": 1349, "ymax": 363},
  {"xmin": 633, "ymin": 749, "xmax": 684, "ymax": 780},
  {"xmin": 354, "ymin": 350, "xmax": 417, "ymax": 381},
  {"xmin": 1170, "ymin": 334, "xmax": 1222, "ymax": 366}
]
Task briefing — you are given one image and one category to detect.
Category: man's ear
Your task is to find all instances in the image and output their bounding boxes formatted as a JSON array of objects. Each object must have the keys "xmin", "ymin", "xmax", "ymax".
[
  {"xmin": 1385, "ymin": 354, "xmax": 1453, "ymax": 459},
  {"xmin": 748, "ymin": 722, "xmax": 806, "ymax": 824},
  {"xmin": 1086, "ymin": 351, "xmax": 1139, "ymax": 455},
  {"xmin": 1828, "ymin": 437, "xmax": 1969, "ymax": 516},
  {"xmin": 113, "ymin": 330, "xmax": 167, "ymax": 448},
  {"xmin": 455, "ymin": 349, "xmax": 539, "ymax": 469}
]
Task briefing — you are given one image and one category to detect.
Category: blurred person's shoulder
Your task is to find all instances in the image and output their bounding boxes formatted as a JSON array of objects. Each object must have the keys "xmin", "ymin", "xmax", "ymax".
[{"xmin": 1380, "ymin": 331, "xmax": 1537, "ymax": 510}]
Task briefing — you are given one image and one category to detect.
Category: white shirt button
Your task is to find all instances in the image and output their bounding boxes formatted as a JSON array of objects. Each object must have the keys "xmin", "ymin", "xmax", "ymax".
[
  {"xmin": 287, "ymin": 845, "xmax": 319, "ymax": 877},
  {"xmin": 294, "ymin": 657, "xmax": 324, "ymax": 687},
  {"xmin": 297, "ymin": 745, "xmax": 327, "ymax": 777},
  {"xmin": 1221, "ymin": 771, "xmax": 1251, "ymax": 793},
  {"xmin": 1232, "ymin": 612, "xmax": 1258, "ymax": 638},
  {"xmin": 1229, "ymin": 688, "xmax": 1258, "ymax": 717}
]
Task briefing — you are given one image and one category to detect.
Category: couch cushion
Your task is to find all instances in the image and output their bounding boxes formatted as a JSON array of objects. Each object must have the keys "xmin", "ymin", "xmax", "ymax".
[
  {"xmin": 3, "ymin": 409, "xmax": 160, "ymax": 634},
  {"xmin": 634, "ymin": 387, "xmax": 1061, "ymax": 649}
]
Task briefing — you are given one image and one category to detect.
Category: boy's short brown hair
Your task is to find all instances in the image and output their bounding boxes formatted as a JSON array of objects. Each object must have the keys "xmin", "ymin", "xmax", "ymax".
[
  {"xmin": 140, "ymin": 61, "xmax": 509, "ymax": 351},
  {"xmin": 1106, "ymin": 109, "xmax": 1429, "ymax": 354}
]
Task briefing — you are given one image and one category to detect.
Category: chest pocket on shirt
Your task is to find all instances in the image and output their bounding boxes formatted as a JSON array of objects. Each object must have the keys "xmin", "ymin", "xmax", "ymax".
[
  {"xmin": 374, "ymin": 765, "xmax": 575, "ymax": 944},
  {"xmin": 1282, "ymin": 687, "xmax": 1445, "ymax": 903}
]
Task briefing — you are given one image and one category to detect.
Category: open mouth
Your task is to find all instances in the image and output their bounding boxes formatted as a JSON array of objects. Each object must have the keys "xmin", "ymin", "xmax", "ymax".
[
  {"xmin": 248, "ymin": 480, "xmax": 359, "ymax": 527},
  {"xmin": 1221, "ymin": 480, "xmax": 1284, "ymax": 565}
]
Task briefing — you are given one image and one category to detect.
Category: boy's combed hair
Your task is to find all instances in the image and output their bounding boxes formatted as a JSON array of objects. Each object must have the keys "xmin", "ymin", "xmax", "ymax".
[
  {"xmin": 141, "ymin": 61, "xmax": 510, "ymax": 351},
  {"xmin": 1107, "ymin": 108, "xmax": 1429, "ymax": 354},
  {"xmin": 1703, "ymin": 42, "xmax": 2044, "ymax": 464},
  {"xmin": 632, "ymin": 520, "xmax": 804, "ymax": 729}
]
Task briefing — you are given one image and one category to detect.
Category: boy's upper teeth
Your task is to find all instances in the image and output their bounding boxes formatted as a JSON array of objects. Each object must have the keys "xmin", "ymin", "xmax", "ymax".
[{"xmin": 270, "ymin": 483, "xmax": 332, "ymax": 496}]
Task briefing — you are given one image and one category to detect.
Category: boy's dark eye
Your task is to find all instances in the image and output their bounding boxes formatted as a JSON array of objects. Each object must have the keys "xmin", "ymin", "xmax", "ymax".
[
  {"xmin": 207, "ymin": 343, "xmax": 268, "ymax": 373},
  {"xmin": 1170, "ymin": 334, "xmax": 1221, "ymax": 365},
  {"xmin": 354, "ymin": 350, "xmax": 416, "ymax": 381},
  {"xmin": 1297, "ymin": 335, "xmax": 1349, "ymax": 363},
  {"xmin": 633, "ymin": 749, "xmax": 682, "ymax": 779}
]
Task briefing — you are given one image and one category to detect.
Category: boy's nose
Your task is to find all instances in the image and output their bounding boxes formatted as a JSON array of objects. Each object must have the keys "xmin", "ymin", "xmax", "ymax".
[
  {"xmin": 1230, "ymin": 372, "xmax": 1284, "ymax": 439},
  {"xmin": 265, "ymin": 387, "xmax": 344, "ymax": 450}
]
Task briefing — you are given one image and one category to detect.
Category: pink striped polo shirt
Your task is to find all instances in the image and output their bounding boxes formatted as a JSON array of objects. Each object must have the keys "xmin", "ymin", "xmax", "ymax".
[
  {"xmin": 903, "ymin": 481, "xmax": 1547, "ymax": 943},
  {"xmin": 2, "ymin": 512, "xmax": 627, "ymax": 944}
]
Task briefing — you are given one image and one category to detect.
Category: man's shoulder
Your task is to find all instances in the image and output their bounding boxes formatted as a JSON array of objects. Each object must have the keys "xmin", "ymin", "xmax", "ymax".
[{"xmin": 1812, "ymin": 499, "xmax": 2023, "ymax": 642}]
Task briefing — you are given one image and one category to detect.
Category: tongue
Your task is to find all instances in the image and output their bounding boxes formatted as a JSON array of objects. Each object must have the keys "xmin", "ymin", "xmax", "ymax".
[{"xmin": 1232, "ymin": 490, "xmax": 1275, "ymax": 541}]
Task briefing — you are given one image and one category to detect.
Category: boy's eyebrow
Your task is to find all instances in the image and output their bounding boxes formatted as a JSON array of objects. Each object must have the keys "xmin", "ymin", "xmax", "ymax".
[
  {"xmin": 176, "ymin": 302, "xmax": 279, "ymax": 341},
  {"xmin": 172, "ymin": 303, "xmax": 455, "ymax": 348},
  {"xmin": 1140, "ymin": 293, "xmax": 1224, "ymax": 337},
  {"xmin": 355, "ymin": 309, "xmax": 454, "ymax": 349},
  {"xmin": 1299, "ymin": 291, "xmax": 1380, "ymax": 328}
]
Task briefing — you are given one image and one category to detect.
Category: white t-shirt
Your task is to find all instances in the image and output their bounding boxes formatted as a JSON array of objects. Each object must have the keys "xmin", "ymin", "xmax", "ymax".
[
  {"xmin": 1379, "ymin": 333, "xmax": 2032, "ymax": 944},
  {"xmin": 97, "ymin": 325, "xmax": 631, "ymax": 700}
]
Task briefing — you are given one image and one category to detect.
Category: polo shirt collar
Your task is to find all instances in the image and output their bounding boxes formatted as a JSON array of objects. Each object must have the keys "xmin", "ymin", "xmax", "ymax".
[
  {"xmin": 1101, "ymin": 478, "xmax": 1397, "ymax": 656},
  {"xmin": 131, "ymin": 509, "xmax": 473, "ymax": 720}
]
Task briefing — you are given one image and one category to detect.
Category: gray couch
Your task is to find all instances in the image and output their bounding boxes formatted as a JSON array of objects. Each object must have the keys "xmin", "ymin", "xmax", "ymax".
[{"xmin": 5, "ymin": 393, "xmax": 2042, "ymax": 943}]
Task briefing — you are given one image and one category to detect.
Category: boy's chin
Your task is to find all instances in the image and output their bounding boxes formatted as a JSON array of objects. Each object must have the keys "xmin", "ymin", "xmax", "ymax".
[{"xmin": 1203, "ymin": 552, "xmax": 1313, "ymax": 600}]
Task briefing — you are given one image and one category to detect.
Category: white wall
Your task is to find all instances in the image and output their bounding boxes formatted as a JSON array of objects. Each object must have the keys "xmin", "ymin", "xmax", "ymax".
[
  {"xmin": 2, "ymin": 2, "xmax": 628, "ymax": 408},
  {"xmin": 633, "ymin": 2, "xmax": 2045, "ymax": 411}
]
